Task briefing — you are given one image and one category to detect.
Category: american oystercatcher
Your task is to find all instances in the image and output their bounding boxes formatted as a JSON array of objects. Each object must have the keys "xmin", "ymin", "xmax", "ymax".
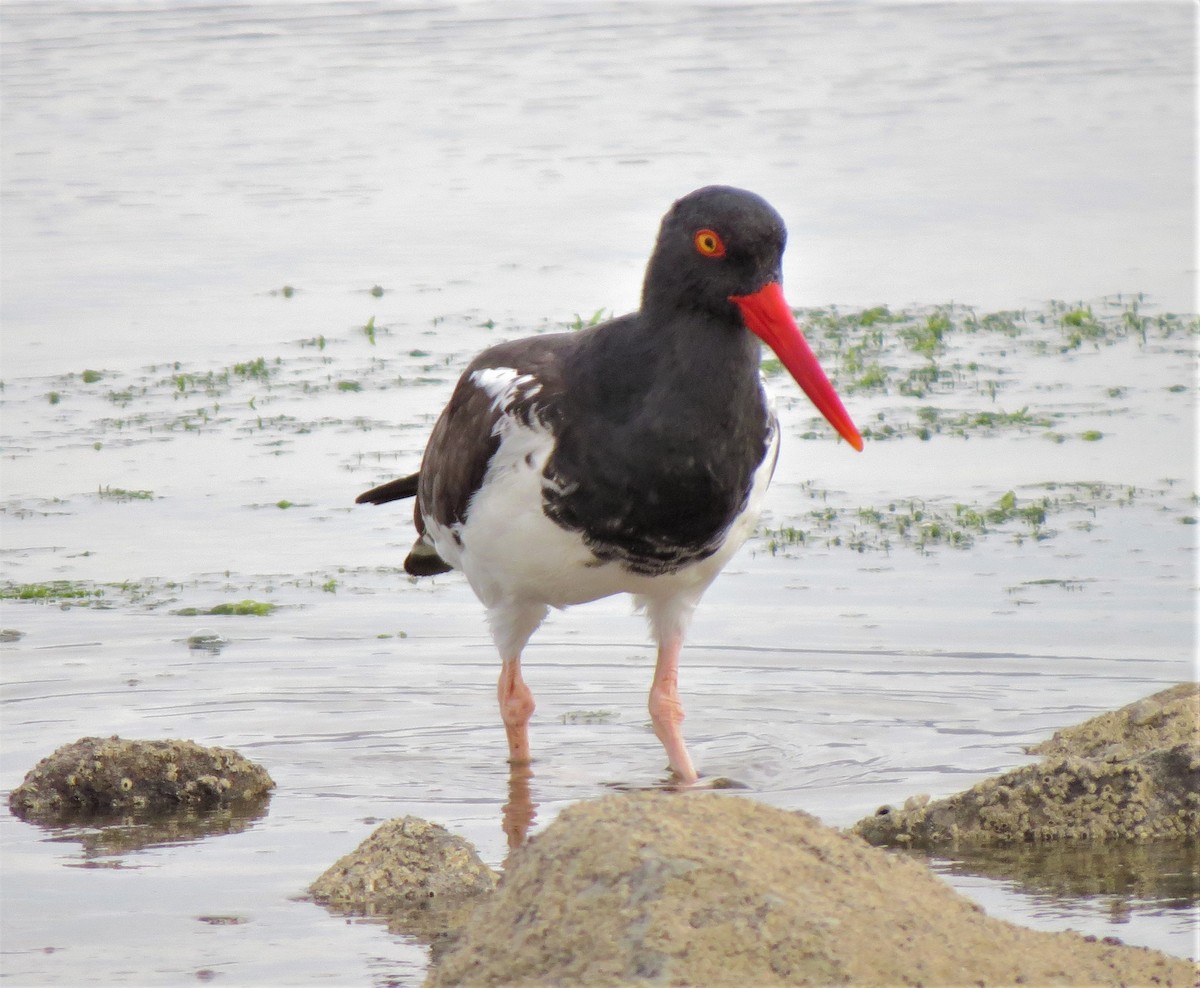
[{"xmin": 358, "ymin": 186, "xmax": 862, "ymax": 784}]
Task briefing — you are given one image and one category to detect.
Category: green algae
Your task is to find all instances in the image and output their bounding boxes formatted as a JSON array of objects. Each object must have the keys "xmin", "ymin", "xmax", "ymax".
[
  {"xmin": 760, "ymin": 484, "xmax": 1124, "ymax": 555},
  {"xmin": 96, "ymin": 485, "xmax": 155, "ymax": 501},
  {"xmin": 0, "ymin": 581, "xmax": 104, "ymax": 603},
  {"xmin": 173, "ymin": 599, "xmax": 278, "ymax": 617}
]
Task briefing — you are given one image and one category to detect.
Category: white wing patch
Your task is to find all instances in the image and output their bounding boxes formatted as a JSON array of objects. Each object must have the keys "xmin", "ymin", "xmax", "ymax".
[{"xmin": 470, "ymin": 367, "xmax": 542, "ymax": 418}]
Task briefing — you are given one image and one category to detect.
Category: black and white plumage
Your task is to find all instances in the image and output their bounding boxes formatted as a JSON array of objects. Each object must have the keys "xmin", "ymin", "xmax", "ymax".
[{"xmin": 358, "ymin": 186, "xmax": 862, "ymax": 783}]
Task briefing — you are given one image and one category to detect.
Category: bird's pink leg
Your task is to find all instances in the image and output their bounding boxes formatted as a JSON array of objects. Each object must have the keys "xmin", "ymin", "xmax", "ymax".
[
  {"xmin": 648, "ymin": 632, "xmax": 699, "ymax": 783},
  {"xmin": 497, "ymin": 657, "xmax": 536, "ymax": 765}
]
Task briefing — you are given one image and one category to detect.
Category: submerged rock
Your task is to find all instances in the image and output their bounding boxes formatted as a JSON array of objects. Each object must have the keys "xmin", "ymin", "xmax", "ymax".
[
  {"xmin": 425, "ymin": 791, "xmax": 1195, "ymax": 987},
  {"xmin": 854, "ymin": 683, "xmax": 1200, "ymax": 846},
  {"xmin": 7, "ymin": 735, "xmax": 275, "ymax": 822}
]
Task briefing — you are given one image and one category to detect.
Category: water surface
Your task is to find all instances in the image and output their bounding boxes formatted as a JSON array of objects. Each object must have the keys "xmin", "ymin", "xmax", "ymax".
[{"xmin": 1, "ymin": 3, "xmax": 1196, "ymax": 985}]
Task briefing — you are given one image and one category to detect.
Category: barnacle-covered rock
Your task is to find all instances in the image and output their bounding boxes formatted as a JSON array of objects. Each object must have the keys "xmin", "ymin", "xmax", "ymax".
[
  {"xmin": 310, "ymin": 816, "xmax": 498, "ymax": 911},
  {"xmin": 7, "ymin": 735, "xmax": 275, "ymax": 822},
  {"xmin": 854, "ymin": 683, "xmax": 1199, "ymax": 846},
  {"xmin": 310, "ymin": 815, "xmax": 498, "ymax": 962}
]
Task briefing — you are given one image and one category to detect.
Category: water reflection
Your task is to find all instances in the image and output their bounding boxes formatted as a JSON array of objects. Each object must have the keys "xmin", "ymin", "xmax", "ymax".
[
  {"xmin": 500, "ymin": 762, "xmax": 745, "ymax": 854},
  {"xmin": 917, "ymin": 841, "xmax": 1199, "ymax": 917},
  {"xmin": 29, "ymin": 796, "xmax": 273, "ymax": 860},
  {"xmin": 502, "ymin": 761, "xmax": 538, "ymax": 852}
]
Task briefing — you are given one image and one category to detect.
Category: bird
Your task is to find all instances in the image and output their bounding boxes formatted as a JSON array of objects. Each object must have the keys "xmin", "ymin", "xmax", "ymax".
[{"xmin": 357, "ymin": 186, "xmax": 862, "ymax": 785}]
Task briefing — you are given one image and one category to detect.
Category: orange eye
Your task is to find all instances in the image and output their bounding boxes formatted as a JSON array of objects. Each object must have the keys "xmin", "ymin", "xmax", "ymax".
[{"xmin": 694, "ymin": 228, "xmax": 726, "ymax": 258}]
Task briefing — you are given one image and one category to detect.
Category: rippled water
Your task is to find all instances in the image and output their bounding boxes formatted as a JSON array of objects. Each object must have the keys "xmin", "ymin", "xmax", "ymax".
[{"xmin": 2, "ymin": 2, "xmax": 1196, "ymax": 985}]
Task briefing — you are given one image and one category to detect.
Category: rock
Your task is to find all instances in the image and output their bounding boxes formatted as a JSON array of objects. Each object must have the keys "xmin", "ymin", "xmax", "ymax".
[
  {"xmin": 425, "ymin": 791, "xmax": 1195, "ymax": 987},
  {"xmin": 7, "ymin": 735, "xmax": 275, "ymax": 822},
  {"xmin": 1029, "ymin": 682, "xmax": 1197, "ymax": 760},
  {"xmin": 854, "ymin": 683, "xmax": 1200, "ymax": 846},
  {"xmin": 310, "ymin": 816, "xmax": 498, "ymax": 961},
  {"xmin": 310, "ymin": 816, "xmax": 498, "ymax": 911}
]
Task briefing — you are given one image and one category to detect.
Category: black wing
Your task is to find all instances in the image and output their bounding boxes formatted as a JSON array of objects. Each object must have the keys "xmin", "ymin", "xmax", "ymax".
[{"xmin": 416, "ymin": 333, "xmax": 575, "ymax": 534}]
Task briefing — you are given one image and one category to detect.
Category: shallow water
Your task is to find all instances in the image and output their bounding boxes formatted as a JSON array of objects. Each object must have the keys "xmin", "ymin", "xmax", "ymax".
[{"xmin": 2, "ymin": 2, "xmax": 1197, "ymax": 985}]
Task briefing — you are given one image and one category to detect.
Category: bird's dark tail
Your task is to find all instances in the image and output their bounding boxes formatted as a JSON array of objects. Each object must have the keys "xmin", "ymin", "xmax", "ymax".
[
  {"xmin": 356, "ymin": 472, "xmax": 420, "ymax": 505},
  {"xmin": 403, "ymin": 540, "xmax": 453, "ymax": 576},
  {"xmin": 355, "ymin": 472, "xmax": 454, "ymax": 576}
]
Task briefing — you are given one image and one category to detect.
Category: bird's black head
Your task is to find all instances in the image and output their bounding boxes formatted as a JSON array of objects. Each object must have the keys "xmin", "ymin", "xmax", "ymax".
[
  {"xmin": 642, "ymin": 185, "xmax": 788, "ymax": 317},
  {"xmin": 636, "ymin": 186, "xmax": 864, "ymax": 452}
]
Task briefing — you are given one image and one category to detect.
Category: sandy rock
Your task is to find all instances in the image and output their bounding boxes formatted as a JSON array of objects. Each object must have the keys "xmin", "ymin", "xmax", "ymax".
[
  {"xmin": 7, "ymin": 735, "xmax": 275, "ymax": 821},
  {"xmin": 854, "ymin": 683, "xmax": 1200, "ymax": 846},
  {"xmin": 425, "ymin": 791, "xmax": 1195, "ymax": 987}
]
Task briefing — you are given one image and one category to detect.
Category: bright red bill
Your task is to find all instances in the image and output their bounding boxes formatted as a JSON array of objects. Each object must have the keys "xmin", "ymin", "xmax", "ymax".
[{"xmin": 730, "ymin": 282, "xmax": 864, "ymax": 451}]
